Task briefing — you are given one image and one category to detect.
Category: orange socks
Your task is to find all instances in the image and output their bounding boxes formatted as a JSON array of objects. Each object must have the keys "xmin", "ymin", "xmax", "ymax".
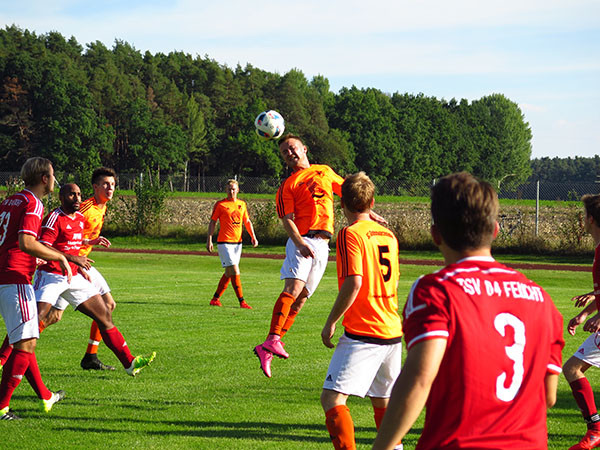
[
  {"xmin": 325, "ymin": 405, "xmax": 356, "ymax": 450},
  {"xmin": 280, "ymin": 308, "xmax": 299, "ymax": 337},
  {"xmin": 231, "ymin": 274, "xmax": 244, "ymax": 300},
  {"xmin": 86, "ymin": 321, "xmax": 103, "ymax": 355},
  {"xmin": 213, "ymin": 274, "xmax": 231, "ymax": 299},
  {"xmin": 269, "ymin": 292, "xmax": 295, "ymax": 336}
]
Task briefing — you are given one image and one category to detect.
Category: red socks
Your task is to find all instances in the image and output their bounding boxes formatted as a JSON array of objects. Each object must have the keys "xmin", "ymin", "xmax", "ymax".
[
  {"xmin": 570, "ymin": 378, "xmax": 600, "ymax": 428},
  {"xmin": 213, "ymin": 274, "xmax": 231, "ymax": 299},
  {"xmin": 231, "ymin": 274, "xmax": 244, "ymax": 299},
  {"xmin": 99, "ymin": 327, "xmax": 134, "ymax": 368},
  {"xmin": 0, "ymin": 349, "xmax": 52, "ymax": 409}
]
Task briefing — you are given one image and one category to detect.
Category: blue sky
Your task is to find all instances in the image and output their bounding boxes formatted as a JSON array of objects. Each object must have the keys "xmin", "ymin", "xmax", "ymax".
[{"xmin": 2, "ymin": 0, "xmax": 599, "ymax": 159}]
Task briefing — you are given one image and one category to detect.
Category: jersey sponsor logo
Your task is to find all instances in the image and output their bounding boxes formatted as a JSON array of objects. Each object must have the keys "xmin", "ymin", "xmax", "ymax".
[
  {"xmin": 366, "ymin": 230, "xmax": 395, "ymax": 239},
  {"xmin": 1, "ymin": 198, "xmax": 23, "ymax": 207}
]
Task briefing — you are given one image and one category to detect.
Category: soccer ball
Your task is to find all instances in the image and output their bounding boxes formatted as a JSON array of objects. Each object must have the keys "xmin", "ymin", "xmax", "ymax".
[{"xmin": 255, "ymin": 110, "xmax": 285, "ymax": 140}]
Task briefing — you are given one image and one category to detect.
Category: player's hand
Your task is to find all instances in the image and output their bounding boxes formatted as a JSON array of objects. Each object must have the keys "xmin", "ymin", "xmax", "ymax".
[
  {"xmin": 321, "ymin": 323, "xmax": 336, "ymax": 348},
  {"xmin": 71, "ymin": 255, "xmax": 93, "ymax": 271},
  {"xmin": 80, "ymin": 269, "xmax": 91, "ymax": 282},
  {"xmin": 252, "ymin": 237, "xmax": 258, "ymax": 248},
  {"xmin": 568, "ymin": 314, "xmax": 587, "ymax": 336},
  {"xmin": 369, "ymin": 210, "xmax": 388, "ymax": 226},
  {"xmin": 58, "ymin": 256, "xmax": 73, "ymax": 284},
  {"xmin": 583, "ymin": 313, "xmax": 600, "ymax": 334},
  {"xmin": 298, "ymin": 242, "xmax": 315, "ymax": 259},
  {"xmin": 90, "ymin": 236, "xmax": 111, "ymax": 248},
  {"xmin": 572, "ymin": 294, "xmax": 595, "ymax": 308},
  {"xmin": 206, "ymin": 240, "xmax": 213, "ymax": 252}
]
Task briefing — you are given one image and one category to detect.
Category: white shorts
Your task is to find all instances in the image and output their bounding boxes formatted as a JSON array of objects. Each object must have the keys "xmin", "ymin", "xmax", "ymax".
[
  {"xmin": 0, "ymin": 284, "xmax": 40, "ymax": 344},
  {"xmin": 217, "ymin": 243, "xmax": 242, "ymax": 267},
  {"xmin": 55, "ymin": 266, "xmax": 110, "ymax": 310},
  {"xmin": 280, "ymin": 237, "xmax": 329, "ymax": 297},
  {"xmin": 573, "ymin": 333, "xmax": 600, "ymax": 367},
  {"xmin": 323, "ymin": 333, "xmax": 402, "ymax": 398},
  {"xmin": 34, "ymin": 271, "xmax": 99, "ymax": 311}
]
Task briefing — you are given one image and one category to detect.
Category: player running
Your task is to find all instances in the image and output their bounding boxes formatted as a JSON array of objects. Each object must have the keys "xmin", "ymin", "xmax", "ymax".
[
  {"xmin": 253, "ymin": 134, "xmax": 386, "ymax": 378},
  {"xmin": 320, "ymin": 172, "xmax": 403, "ymax": 450},
  {"xmin": 373, "ymin": 172, "xmax": 564, "ymax": 450},
  {"xmin": 0, "ymin": 157, "xmax": 70, "ymax": 420},
  {"xmin": 206, "ymin": 179, "xmax": 258, "ymax": 309},
  {"xmin": 563, "ymin": 194, "xmax": 600, "ymax": 450},
  {"xmin": 34, "ymin": 183, "xmax": 155, "ymax": 377}
]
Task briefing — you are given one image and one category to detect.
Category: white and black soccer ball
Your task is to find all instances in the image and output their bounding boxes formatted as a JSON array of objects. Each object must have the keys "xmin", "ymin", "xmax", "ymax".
[{"xmin": 254, "ymin": 110, "xmax": 285, "ymax": 140}]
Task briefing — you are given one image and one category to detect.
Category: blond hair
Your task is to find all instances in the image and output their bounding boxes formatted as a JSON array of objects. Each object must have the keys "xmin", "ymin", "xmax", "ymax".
[{"xmin": 342, "ymin": 172, "xmax": 375, "ymax": 213}]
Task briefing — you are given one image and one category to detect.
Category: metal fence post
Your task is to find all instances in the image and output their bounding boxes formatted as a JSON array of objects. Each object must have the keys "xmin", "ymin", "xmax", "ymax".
[{"xmin": 535, "ymin": 180, "xmax": 540, "ymax": 236}]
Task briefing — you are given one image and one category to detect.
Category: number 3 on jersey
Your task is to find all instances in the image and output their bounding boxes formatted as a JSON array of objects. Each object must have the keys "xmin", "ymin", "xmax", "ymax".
[{"xmin": 494, "ymin": 313, "xmax": 525, "ymax": 402}]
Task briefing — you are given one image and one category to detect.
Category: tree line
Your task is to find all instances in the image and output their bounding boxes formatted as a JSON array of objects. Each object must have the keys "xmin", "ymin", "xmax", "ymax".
[{"xmin": 1, "ymin": 25, "xmax": 539, "ymax": 186}]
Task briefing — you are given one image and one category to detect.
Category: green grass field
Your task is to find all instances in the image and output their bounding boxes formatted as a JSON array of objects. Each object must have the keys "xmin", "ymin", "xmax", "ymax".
[{"xmin": 0, "ymin": 251, "xmax": 598, "ymax": 449}]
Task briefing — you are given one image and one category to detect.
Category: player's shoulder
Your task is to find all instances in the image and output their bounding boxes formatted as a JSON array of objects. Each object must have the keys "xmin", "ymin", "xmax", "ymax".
[{"xmin": 80, "ymin": 197, "xmax": 96, "ymax": 211}]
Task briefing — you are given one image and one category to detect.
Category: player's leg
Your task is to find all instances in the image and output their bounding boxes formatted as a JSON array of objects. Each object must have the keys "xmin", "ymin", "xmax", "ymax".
[
  {"xmin": 0, "ymin": 285, "xmax": 63, "ymax": 419},
  {"xmin": 280, "ymin": 290, "xmax": 308, "ymax": 338},
  {"xmin": 321, "ymin": 389, "xmax": 355, "ymax": 450},
  {"xmin": 81, "ymin": 267, "xmax": 114, "ymax": 370},
  {"xmin": 564, "ymin": 336, "xmax": 600, "ymax": 449},
  {"xmin": 210, "ymin": 272, "xmax": 230, "ymax": 306},
  {"xmin": 76, "ymin": 293, "xmax": 155, "ymax": 376},
  {"xmin": 0, "ymin": 335, "xmax": 13, "ymax": 369},
  {"xmin": 227, "ymin": 264, "xmax": 251, "ymax": 309}
]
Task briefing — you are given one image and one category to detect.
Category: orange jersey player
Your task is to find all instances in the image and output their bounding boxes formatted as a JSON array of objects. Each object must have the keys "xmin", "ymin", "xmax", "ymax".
[
  {"xmin": 253, "ymin": 134, "xmax": 387, "ymax": 378},
  {"xmin": 320, "ymin": 172, "xmax": 403, "ymax": 450},
  {"xmin": 206, "ymin": 179, "xmax": 258, "ymax": 309}
]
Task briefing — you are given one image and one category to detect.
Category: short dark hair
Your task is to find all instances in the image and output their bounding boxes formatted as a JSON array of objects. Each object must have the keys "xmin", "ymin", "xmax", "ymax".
[
  {"xmin": 21, "ymin": 157, "xmax": 52, "ymax": 187},
  {"xmin": 431, "ymin": 172, "xmax": 499, "ymax": 251},
  {"xmin": 91, "ymin": 167, "xmax": 116, "ymax": 185},
  {"xmin": 582, "ymin": 194, "xmax": 600, "ymax": 224},
  {"xmin": 278, "ymin": 133, "xmax": 304, "ymax": 147},
  {"xmin": 342, "ymin": 172, "xmax": 375, "ymax": 213}
]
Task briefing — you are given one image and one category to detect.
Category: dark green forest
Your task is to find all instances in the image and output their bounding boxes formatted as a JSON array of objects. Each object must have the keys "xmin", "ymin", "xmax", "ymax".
[{"xmin": 0, "ymin": 25, "xmax": 595, "ymax": 185}]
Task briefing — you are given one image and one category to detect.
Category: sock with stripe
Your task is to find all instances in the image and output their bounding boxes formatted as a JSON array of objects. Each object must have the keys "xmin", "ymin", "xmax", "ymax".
[
  {"xmin": 85, "ymin": 321, "xmax": 103, "ymax": 355},
  {"xmin": 99, "ymin": 326, "xmax": 134, "ymax": 368},
  {"xmin": 570, "ymin": 378, "xmax": 600, "ymax": 430},
  {"xmin": 325, "ymin": 405, "xmax": 355, "ymax": 450},
  {"xmin": 0, "ymin": 349, "xmax": 31, "ymax": 409},
  {"xmin": 268, "ymin": 292, "xmax": 295, "ymax": 336}
]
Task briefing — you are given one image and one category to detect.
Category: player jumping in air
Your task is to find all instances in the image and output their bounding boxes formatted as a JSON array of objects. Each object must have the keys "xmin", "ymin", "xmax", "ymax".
[
  {"xmin": 321, "ymin": 172, "xmax": 403, "ymax": 450},
  {"xmin": 0, "ymin": 157, "xmax": 70, "ymax": 420},
  {"xmin": 563, "ymin": 194, "xmax": 600, "ymax": 450},
  {"xmin": 33, "ymin": 183, "xmax": 155, "ymax": 376},
  {"xmin": 206, "ymin": 179, "xmax": 258, "ymax": 309},
  {"xmin": 253, "ymin": 134, "xmax": 386, "ymax": 378},
  {"xmin": 373, "ymin": 172, "xmax": 564, "ymax": 450}
]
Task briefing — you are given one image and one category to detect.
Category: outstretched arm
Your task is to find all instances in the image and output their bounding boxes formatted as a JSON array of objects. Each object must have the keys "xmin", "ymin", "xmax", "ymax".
[{"xmin": 372, "ymin": 338, "xmax": 446, "ymax": 449}]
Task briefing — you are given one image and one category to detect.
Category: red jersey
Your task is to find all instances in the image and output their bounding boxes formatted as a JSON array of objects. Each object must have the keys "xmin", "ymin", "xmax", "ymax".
[
  {"xmin": 210, "ymin": 198, "xmax": 250, "ymax": 243},
  {"xmin": 38, "ymin": 208, "xmax": 85, "ymax": 275},
  {"xmin": 276, "ymin": 164, "xmax": 343, "ymax": 236},
  {"xmin": 403, "ymin": 257, "xmax": 564, "ymax": 450},
  {"xmin": 593, "ymin": 244, "xmax": 600, "ymax": 310},
  {"xmin": 0, "ymin": 189, "xmax": 44, "ymax": 285},
  {"xmin": 336, "ymin": 220, "xmax": 402, "ymax": 340}
]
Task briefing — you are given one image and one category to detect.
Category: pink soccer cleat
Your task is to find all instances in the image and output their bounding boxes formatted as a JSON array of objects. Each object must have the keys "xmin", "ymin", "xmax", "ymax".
[
  {"xmin": 254, "ymin": 345, "xmax": 273, "ymax": 378},
  {"xmin": 261, "ymin": 336, "xmax": 289, "ymax": 359}
]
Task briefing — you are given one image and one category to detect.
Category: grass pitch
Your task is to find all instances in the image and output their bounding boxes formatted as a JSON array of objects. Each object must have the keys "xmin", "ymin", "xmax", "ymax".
[{"xmin": 0, "ymin": 251, "xmax": 598, "ymax": 449}]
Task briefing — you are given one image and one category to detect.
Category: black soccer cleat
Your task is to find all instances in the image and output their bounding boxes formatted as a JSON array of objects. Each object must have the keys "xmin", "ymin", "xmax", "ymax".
[
  {"xmin": 80, "ymin": 353, "xmax": 116, "ymax": 371},
  {"xmin": 0, "ymin": 408, "xmax": 21, "ymax": 420}
]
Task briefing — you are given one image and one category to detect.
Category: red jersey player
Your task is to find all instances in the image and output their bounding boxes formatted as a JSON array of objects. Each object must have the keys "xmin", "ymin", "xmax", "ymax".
[
  {"xmin": 0, "ymin": 157, "xmax": 71, "ymax": 420},
  {"xmin": 206, "ymin": 179, "xmax": 258, "ymax": 309},
  {"xmin": 34, "ymin": 183, "xmax": 155, "ymax": 377},
  {"xmin": 563, "ymin": 194, "xmax": 600, "ymax": 450},
  {"xmin": 320, "ymin": 172, "xmax": 403, "ymax": 450},
  {"xmin": 373, "ymin": 172, "xmax": 564, "ymax": 450}
]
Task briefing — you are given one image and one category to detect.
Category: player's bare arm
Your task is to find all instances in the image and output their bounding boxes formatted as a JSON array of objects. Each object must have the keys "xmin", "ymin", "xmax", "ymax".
[
  {"xmin": 568, "ymin": 300, "xmax": 598, "ymax": 335},
  {"xmin": 66, "ymin": 254, "xmax": 93, "ymax": 270},
  {"xmin": 583, "ymin": 312, "xmax": 600, "ymax": 334},
  {"xmin": 321, "ymin": 275, "xmax": 362, "ymax": 349},
  {"xmin": 369, "ymin": 210, "xmax": 388, "ymax": 226},
  {"xmin": 19, "ymin": 233, "xmax": 72, "ymax": 283},
  {"xmin": 206, "ymin": 219, "xmax": 216, "ymax": 252},
  {"xmin": 545, "ymin": 373, "xmax": 559, "ymax": 408},
  {"xmin": 245, "ymin": 219, "xmax": 258, "ymax": 247},
  {"xmin": 83, "ymin": 236, "xmax": 111, "ymax": 248},
  {"xmin": 281, "ymin": 214, "xmax": 313, "ymax": 258},
  {"xmin": 572, "ymin": 292, "xmax": 595, "ymax": 308},
  {"xmin": 372, "ymin": 338, "xmax": 447, "ymax": 450}
]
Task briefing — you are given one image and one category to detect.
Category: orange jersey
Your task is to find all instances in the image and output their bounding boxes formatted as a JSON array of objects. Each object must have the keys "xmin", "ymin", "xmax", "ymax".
[
  {"xmin": 211, "ymin": 198, "xmax": 250, "ymax": 243},
  {"xmin": 336, "ymin": 220, "xmax": 402, "ymax": 340},
  {"xmin": 78, "ymin": 196, "xmax": 106, "ymax": 256},
  {"xmin": 276, "ymin": 164, "xmax": 343, "ymax": 236}
]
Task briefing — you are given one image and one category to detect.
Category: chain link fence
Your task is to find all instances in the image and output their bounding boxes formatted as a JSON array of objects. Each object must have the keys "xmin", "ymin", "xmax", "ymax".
[{"xmin": 1, "ymin": 171, "xmax": 598, "ymax": 200}]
